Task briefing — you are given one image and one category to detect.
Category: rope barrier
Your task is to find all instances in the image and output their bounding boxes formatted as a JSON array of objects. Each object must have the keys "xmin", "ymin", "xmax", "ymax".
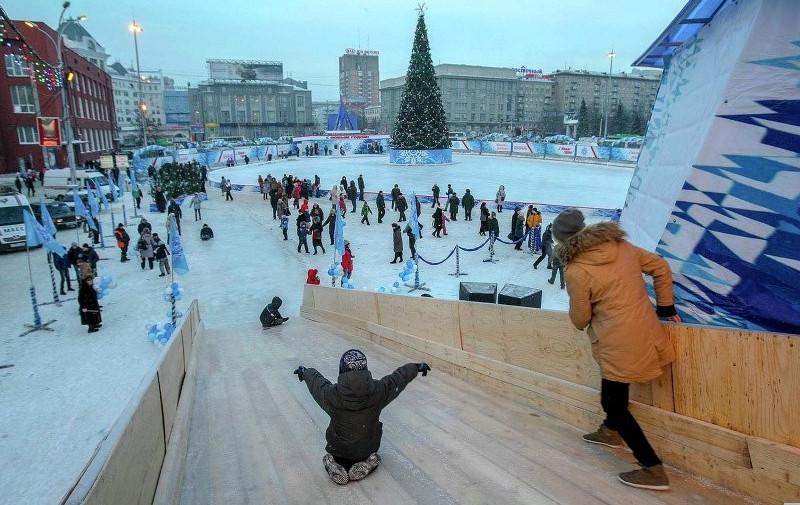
[
  {"xmin": 494, "ymin": 229, "xmax": 532, "ymax": 245},
  {"xmin": 458, "ymin": 238, "xmax": 490, "ymax": 252},
  {"xmin": 417, "ymin": 246, "xmax": 457, "ymax": 266}
]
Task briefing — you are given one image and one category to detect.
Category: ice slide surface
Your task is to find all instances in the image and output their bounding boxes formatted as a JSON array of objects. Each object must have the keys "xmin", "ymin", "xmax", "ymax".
[{"xmin": 171, "ymin": 318, "xmax": 754, "ymax": 505}]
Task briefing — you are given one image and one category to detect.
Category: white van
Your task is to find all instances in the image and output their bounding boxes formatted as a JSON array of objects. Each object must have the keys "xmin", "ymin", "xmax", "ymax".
[
  {"xmin": 448, "ymin": 131, "xmax": 467, "ymax": 141},
  {"xmin": 43, "ymin": 168, "xmax": 112, "ymax": 201},
  {"xmin": 0, "ymin": 190, "xmax": 34, "ymax": 252}
]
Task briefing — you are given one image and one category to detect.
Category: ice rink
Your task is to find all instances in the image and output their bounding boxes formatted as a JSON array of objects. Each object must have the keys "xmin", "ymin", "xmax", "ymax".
[{"xmin": 212, "ymin": 153, "xmax": 634, "ymax": 210}]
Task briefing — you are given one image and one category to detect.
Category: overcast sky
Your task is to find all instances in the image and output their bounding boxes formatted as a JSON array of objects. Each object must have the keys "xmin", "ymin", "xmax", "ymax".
[{"xmin": 8, "ymin": 0, "xmax": 684, "ymax": 100}]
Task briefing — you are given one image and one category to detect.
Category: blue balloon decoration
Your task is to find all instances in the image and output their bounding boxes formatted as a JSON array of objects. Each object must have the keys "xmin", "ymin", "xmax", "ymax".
[{"xmin": 392, "ymin": 281, "xmax": 400, "ymax": 288}]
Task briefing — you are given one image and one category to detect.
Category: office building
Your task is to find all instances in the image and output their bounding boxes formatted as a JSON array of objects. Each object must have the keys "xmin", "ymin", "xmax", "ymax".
[
  {"xmin": 190, "ymin": 59, "xmax": 313, "ymax": 139},
  {"xmin": 107, "ymin": 63, "xmax": 165, "ymax": 146},
  {"xmin": 339, "ymin": 49, "xmax": 380, "ymax": 108},
  {"xmin": 0, "ymin": 21, "xmax": 116, "ymax": 174},
  {"xmin": 59, "ymin": 19, "xmax": 109, "ymax": 71}
]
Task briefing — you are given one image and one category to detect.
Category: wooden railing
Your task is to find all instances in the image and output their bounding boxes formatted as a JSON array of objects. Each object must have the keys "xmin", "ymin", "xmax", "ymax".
[
  {"xmin": 60, "ymin": 300, "xmax": 201, "ymax": 505},
  {"xmin": 300, "ymin": 285, "xmax": 800, "ymax": 505}
]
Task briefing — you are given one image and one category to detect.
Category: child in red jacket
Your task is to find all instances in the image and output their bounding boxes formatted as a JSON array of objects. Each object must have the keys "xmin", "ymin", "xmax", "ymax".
[
  {"xmin": 306, "ymin": 268, "xmax": 320, "ymax": 285},
  {"xmin": 341, "ymin": 241, "xmax": 354, "ymax": 286}
]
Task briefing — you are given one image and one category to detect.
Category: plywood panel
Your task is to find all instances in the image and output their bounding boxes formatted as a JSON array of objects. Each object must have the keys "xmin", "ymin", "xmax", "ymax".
[
  {"xmin": 82, "ymin": 378, "xmax": 166, "ymax": 505},
  {"xmin": 312, "ymin": 286, "xmax": 342, "ymax": 314},
  {"xmin": 377, "ymin": 294, "xmax": 462, "ymax": 349},
  {"xmin": 459, "ymin": 304, "xmax": 602, "ymax": 388},
  {"xmin": 158, "ymin": 335, "xmax": 185, "ymax": 445},
  {"xmin": 338, "ymin": 290, "xmax": 379, "ymax": 324},
  {"xmin": 670, "ymin": 326, "xmax": 800, "ymax": 448}
]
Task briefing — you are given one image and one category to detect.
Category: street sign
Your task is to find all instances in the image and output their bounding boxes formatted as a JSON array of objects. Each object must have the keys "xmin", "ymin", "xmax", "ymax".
[{"xmin": 37, "ymin": 117, "xmax": 61, "ymax": 147}]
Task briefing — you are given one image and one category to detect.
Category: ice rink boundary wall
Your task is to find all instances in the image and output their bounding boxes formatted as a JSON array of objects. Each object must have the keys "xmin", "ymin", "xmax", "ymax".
[
  {"xmin": 59, "ymin": 300, "xmax": 201, "ymax": 505},
  {"xmin": 300, "ymin": 285, "xmax": 800, "ymax": 505}
]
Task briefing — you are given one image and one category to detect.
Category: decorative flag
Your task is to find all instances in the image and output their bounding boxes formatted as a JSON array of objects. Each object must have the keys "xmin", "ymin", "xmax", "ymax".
[
  {"xmin": 109, "ymin": 179, "xmax": 122, "ymax": 201},
  {"xmin": 97, "ymin": 184, "xmax": 109, "ymax": 207},
  {"xmin": 73, "ymin": 190, "xmax": 96, "ymax": 231},
  {"xmin": 168, "ymin": 214, "xmax": 189, "ymax": 275},
  {"xmin": 408, "ymin": 191, "xmax": 421, "ymax": 239},
  {"xmin": 130, "ymin": 174, "xmax": 139, "ymax": 195},
  {"xmin": 86, "ymin": 187, "xmax": 99, "ymax": 218},
  {"xmin": 24, "ymin": 209, "xmax": 66, "ymax": 256},
  {"xmin": 39, "ymin": 195, "xmax": 57, "ymax": 237},
  {"xmin": 335, "ymin": 209, "xmax": 346, "ymax": 258}
]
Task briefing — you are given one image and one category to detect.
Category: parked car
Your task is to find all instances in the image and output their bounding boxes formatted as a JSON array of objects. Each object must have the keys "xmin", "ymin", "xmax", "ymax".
[
  {"xmin": 543, "ymin": 135, "xmax": 575, "ymax": 144},
  {"xmin": 32, "ymin": 201, "xmax": 84, "ymax": 229}
]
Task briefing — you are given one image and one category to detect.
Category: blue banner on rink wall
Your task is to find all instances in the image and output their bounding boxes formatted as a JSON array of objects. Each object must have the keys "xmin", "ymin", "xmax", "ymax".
[
  {"xmin": 450, "ymin": 140, "xmax": 641, "ymax": 162},
  {"xmin": 389, "ymin": 148, "xmax": 453, "ymax": 165},
  {"xmin": 622, "ymin": 0, "xmax": 800, "ymax": 334}
]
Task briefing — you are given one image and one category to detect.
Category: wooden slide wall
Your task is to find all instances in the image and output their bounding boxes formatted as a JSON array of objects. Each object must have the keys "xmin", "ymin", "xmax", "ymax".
[{"xmin": 301, "ymin": 285, "xmax": 800, "ymax": 505}]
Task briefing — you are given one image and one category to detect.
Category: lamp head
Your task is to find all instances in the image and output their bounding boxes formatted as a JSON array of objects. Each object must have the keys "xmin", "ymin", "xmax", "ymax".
[
  {"xmin": 63, "ymin": 1, "xmax": 71, "ymax": 9},
  {"xmin": 77, "ymin": 15, "xmax": 87, "ymax": 22},
  {"xmin": 24, "ymin": 21, "xmax": 36, "ymax": 28}
]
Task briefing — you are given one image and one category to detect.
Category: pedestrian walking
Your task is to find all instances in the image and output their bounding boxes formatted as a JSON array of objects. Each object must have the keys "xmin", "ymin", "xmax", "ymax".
[
  {"xmin": 390, "ymin": 184, "xmax": 400, "ymax": 210},
  {"xmin": 348, "ymin": 181, "xmax": 358, "ymax": 213},
  {"xmin": 168, "ymin": 199, "xmax": 183, "ymax": 234},
  {"xmin": 323, "ymin": 206, "xmax": 336, "ymax": 245},
  {"xmin": 448, "ymin": 193, "xmax": 459, "ymax": 221},
  {"xmin": 534, "ymin": 224, "xmax": 554, "ymax": 270},
  {"xmin": 132, "ymin": 185, "xmax": 142, "ymax": 209},
  {"xmin": 396, "ymin": 194, "xmax": 407, "ymax": 222},
  {"xmin": 114, "ymin": 223, "xmax": 130, "ymax": 262},
  {"xmin": 78, "ymin": 276, "xmax": 101, "ymax": 333},
  {"xmin": 357, "ymin": 175, "xmax": 365, "ymax": 201},
  {"xmin": 432, "ymin": 206, "xmax": 443, "ymax": 238},
  {"xmin": 155, "ymin": 186, "xmax": 167, "ymax": 212},
  {"xmin": 53, "ymin": 252, "xmax": 74, "ymax": 294},
  {"xmin": 431, "ymin": 183, "xmax": 440, "ymax": 208},
  {"xmin": 280, "ymin": 208, "xmax": 290, "ymax": 241},
  {"xmin": 153, "ymin": 233, "xmax": 171, "ymax": 277},
  {"xmin": 479, "ymin": 202, "xmax": 489, "ymax": 235},
  {"xmin": 224, "ymin": 180, "xmax": 234, "ymax": 201},
  {"xmin": 390, "ymin": 223, "xmax": 403, "ymax": 263},
  {"xmin": 404, "ymin": 222, "xmax": 419, "ymax": 258},
  {"xmin": 376, "ymin": 191, "xmax": 386, "ymax": 224},
  {"xmin": 297, "ymin": 220, "xmax": 310, "ymax": 253},
  {"xmin": 341, "ymin": 241, "xmax": 354, "ymax": 285},
  {"xmin": 360, "ymin": 201, "xmax": 372, "ymax": 225},
  {"xmin": 462, "ymin": 189, "xmax": 475, "ymax": 221},
  {"xmin": 137, "ymin": 228, "xmax": 155, "ymax": 270},
  {"xmin": 190, "ymin": 193, "xmax": 202, "ymax": 221},
  {"xmin": 311, "ymin": 220, "xmax": 326, "ymax": 255},
  {"xmin": 495, "ymin": 185, "xmax": 506, "ymax": 213},
  {"xmin": 553, "ymin": 208, "xmax": 679, "ymax": 490}
]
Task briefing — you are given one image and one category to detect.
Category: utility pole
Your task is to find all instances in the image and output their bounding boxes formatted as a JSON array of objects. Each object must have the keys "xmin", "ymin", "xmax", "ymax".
[
  {"xmin": 129, "ymin": 20, "xmax": 146, "ymax": 147},
  {"xmin": 603, "ymin": 49, "xmax": 616, "ymax": 139}
]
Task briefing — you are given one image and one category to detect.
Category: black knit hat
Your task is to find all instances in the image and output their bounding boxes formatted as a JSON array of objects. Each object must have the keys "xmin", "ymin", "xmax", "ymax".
[
  {"xmin": 339, "ymin": 349, "xmax": 368, "ymax": 374},
  {"xmin": 552, "ymin": 208, "xmax": 586, "ymax": 242}
]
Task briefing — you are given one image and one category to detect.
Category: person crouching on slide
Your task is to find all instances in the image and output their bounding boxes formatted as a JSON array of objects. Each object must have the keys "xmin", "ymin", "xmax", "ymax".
[
  {"xmin": 260, "ymin": 296, "xmax": 289, "ymax": 328},
  {"xmin": 293, "ymin": 350, "xmax": 430, "ymax": 485}
]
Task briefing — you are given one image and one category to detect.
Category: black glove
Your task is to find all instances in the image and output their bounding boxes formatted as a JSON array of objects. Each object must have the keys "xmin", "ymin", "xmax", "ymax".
[
  {"xmin": 293, "ymin": 366, "xmax": 306, "ymax": 382},
  {"xmin": 417, "ymin": 363, "xmax": 431, "ymax": 376}
]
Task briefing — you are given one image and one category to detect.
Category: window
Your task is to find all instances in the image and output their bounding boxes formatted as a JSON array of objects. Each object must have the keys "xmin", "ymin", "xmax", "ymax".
[
  {"xmin": 295, "ymin": 95, "xmax": 305, "ymax": 107},
  {"xmin": 11, "ymin": 85, "xmax": 37, "ymax": 113},
  {"xmin": 5, "ymin": 54, "xmax": 29, "ymax": 76},
  {"xmin": 17, "ymin": 125, "xmax": 39, "ymax": 144}
]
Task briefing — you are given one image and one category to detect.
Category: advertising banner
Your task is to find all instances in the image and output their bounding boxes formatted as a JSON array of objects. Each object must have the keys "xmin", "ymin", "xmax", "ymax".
[{"xmin": 36, "ymin": 117, "xmax": 61, "ymax": 147}]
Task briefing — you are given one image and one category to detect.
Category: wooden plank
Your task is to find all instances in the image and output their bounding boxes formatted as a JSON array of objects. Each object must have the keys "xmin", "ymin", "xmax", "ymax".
[
  {"xmin": 157, "ymin": 333, "xmax": 186, "ymax": 445},
  {"xmin": 747, "ymin": 437, "xmax": 800, "ymax": 487},
  {"xmin": 670, "ymin": 326, "xmax": 800, "ymax": 447},
  {"xmin": 376, "ymin": 293, "xmax": 462, "ymax": 349}
]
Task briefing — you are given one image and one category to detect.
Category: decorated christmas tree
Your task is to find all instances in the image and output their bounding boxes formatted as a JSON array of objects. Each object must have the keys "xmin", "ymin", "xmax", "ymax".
[
  {"xmin": 391, "ymin": 10, "xmax": 450, "ymax": 150},
  {"xmin": 150, "ymin": 161, "xmax": 203, "ymax": 199}
]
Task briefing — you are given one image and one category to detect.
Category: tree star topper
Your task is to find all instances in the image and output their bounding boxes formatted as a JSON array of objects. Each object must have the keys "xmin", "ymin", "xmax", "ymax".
[{"xmin": 416, "ymin": 2, "xmax": 426, "ymax": 15}]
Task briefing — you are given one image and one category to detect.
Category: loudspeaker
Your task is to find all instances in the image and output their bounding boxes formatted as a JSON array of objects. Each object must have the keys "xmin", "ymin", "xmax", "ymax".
[
  {"xmin": 459, "ymin": 282, "xmax": 497, "ymax": 304},
  {"xmin": 498, "ymin": 284, "xmax": 542, "ymax": 308}
]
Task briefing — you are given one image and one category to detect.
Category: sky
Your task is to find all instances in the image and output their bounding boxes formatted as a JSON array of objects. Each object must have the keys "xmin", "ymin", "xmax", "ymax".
[{"xmin": 7, "ymin": 0, "xmax": 685, "ymax": 101}]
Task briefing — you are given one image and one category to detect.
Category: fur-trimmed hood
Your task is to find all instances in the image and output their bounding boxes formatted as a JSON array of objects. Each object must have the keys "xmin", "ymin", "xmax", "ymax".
[{"xmin": 555, "ymin": 221, "xmax": 626, "ymax": 265}]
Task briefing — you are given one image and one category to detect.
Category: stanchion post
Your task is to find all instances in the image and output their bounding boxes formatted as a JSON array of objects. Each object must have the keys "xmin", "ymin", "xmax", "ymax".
[{"xmin": 47, "ymin": 252, "xmax": 61, "ymax": 306}]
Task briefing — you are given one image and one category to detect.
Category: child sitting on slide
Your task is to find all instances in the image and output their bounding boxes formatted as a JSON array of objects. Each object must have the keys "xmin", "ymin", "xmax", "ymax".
[{"xmin": 293, "ymin": 349, "xmax": 430, "ymax": 484}]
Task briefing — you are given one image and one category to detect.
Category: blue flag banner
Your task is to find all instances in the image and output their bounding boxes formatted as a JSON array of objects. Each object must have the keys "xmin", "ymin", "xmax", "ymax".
[
  {"xmin": 130, "ymin": 174, "xmax": 139, "ymax": 195},
  {"xmin": 97, "ymin": 185, "xmax": 109, "ymax": 207},
  {"xmin": 23, "ymin": 208, "xmax": 42, "ymax": 247},
  {"xmin": 408, "ymin": 191, "xmax": 421, "ymax": 239},
  {"xmin": 335, "ymin": 209, "xmax": 346, "ymax": 259},
  {"xmin": 168, "ymin": 215, "xmax": 189, "ymax": 275},
  {"xmin": 73, "ymin": 190, "xmax": 96, "ymax": 231},
  {"xmin": 39, "ymin": 196, "xmax": 57, "ymax": 237},
  {"xmin": 86, "ymin": 188, "xmax": 99, "ymax": 218}
]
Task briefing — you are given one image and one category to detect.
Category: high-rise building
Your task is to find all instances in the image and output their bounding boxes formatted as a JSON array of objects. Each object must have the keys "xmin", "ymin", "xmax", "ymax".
[
  {"xmin": 107, "ymin": 63, "xmax": 165, "ymax": 146},
  {"xmin": 189, "ymin": 60, "xmax": 313, "ymax": 139},
  {"xmin": 0, "ymin": 21, "xmax": 116, "ymax": 174},
  {"xmin": 339, "ymin": 49, "xmax": 380, "ymax": 109}
]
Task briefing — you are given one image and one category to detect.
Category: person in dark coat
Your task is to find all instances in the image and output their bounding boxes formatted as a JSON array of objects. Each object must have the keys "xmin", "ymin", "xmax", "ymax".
[
  {"xmin": 168, "ymin": 199, "xmax": 182, "ymax": 234},
  {"xmin": 432, "ymin": 206, "xmax": 443, "ymax": 238},
  {"xmin": 390, "ymin": 184, "xmax": 400, "ymax": 210},
  {"xmin": 78, "ymin": 276, "xmax": 101, "ymax": 333},
  {"xmin": 375, "ymin": 191, "xmax": 386, "ymax": 224},
  {"xmin": 347, "ymin": 181, "xmax": 358, "ymax": 213},
  {"xmin": 67, "ymin": 242, "xmax": 82, "ymax": 281},
  {"xmin": 487, "ymin": 211, "xmax": 500, "ymax": 239},
  {"xmin": 14, "ymin": 176, "xmax": 22, "ymax": 193},
  {"xmin": 53, "ymin": 253, "xmax": 74, "ymax": 294},
  {"xmin": 479, "ymin": 202, "xmax": 489, "ymax": 235},
  {"xmin": 414, "ymin": 195, "xmax": 421, "ymax": 217},
  {"xmin": 297, "ymin": 220, "xmax": 310, "ymax": 253},
  {"xmin": 311, "ymin": 220, "xmax": 326, "ymax": 255},
  {"xmin": 404, "ymin": 223, "xmax": 420, "ymax": 258},
  {"xmin": 322, "ymin": 207, "xmax": 336, "ymax": 245},
  {"xmin": 390, "ymin": 223, "xmax": 403, "ymax": 263},
  {"xmin": 511, "ymin": 207, "xmax": 525, "ymax": 250},
  {"xmin": 462, "ymin": 189, "xmax": 475, "ymax": 221},
  {"xmin": 137, "ymin": 217, "xmax": 150, "ymax": 235},
  {"xmin": 260, "ymin": 296, "xmax": 288, "ymax": 327},
  {"xmin": 357, "ymin": 175, "xmax": 365, "ymax": 201},
  {"xmin": 534, "ymin": 224, "xmax": 554, "ymax": 270},
  {"xmin": 293, "ymin": 350, "xmax": 429, "ymax": 484},
  {"xmin": 448, "ymin": 193, "xmax": 459, "ymax": 221},
  {"xmin": 200, "ymin": 224, "xmax": 214, "ymax": 241},
  {"xmin": 431, "ymin": 183, "xmax": 440, "ymax": 208},
  {"xmin": 82, "ymin": 243, "xmax": 99, "ymax": 276},
  {"xmin": 154, "ymin": 187, "xmax": 167, "ymax": 213},
  {"xmin": 114, "ymin": 223, "xmax": 130, "ymax": 262},
  {"xmin": 395, "ymin": 194, "xmax": 407, "ymax": 222}
]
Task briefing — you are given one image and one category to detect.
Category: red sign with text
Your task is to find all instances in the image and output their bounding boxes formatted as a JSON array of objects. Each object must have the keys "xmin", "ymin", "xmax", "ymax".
[{"xmin": 36, "ymin": 117, "xmax": 61, "ymax": 147}]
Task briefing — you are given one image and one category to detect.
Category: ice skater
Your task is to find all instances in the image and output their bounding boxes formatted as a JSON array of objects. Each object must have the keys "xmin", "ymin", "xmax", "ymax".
[{"xmin": 293, "ymin": 350, "xmax": 430, "ymax": 485}]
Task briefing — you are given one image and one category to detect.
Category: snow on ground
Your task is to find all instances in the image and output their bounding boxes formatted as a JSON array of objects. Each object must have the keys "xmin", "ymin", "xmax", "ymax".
[
  {"xmin": 0, "ymin": 154, "xmax": 631, "ymax": 504},
  {"xmin": 213, "ymin": 153, "xmax": 634, "ymax": 209}
]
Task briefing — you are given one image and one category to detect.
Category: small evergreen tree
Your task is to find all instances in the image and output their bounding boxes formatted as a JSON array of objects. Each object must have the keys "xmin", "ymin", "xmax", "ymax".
[
  {"xmin": 576, "ymin": 100, "xmax": 590, "ymax": 138},
  {"xmin": 610, "ymin": 103, "xmax": 627, "ymax": 135},
  {"xmin": 391, "ymin": 12, "xmax": 450, "ymax": 150},
  {"xmin": 629, "ymin": 111, "xmax": 644, "ymax": 135},
  {"xmin": 150, "ymin": 161, "xmax": 203, "ymax": 199}
]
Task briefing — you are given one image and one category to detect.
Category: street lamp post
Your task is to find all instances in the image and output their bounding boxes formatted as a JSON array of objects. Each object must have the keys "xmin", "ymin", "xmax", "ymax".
[
  {"xmin": 603, "ymin": 49, "xmax": 616, "ymax": 139},
  {"xmin": 129, "ymin": 20, "xmax": 146, "ymax": 148},
  {"xmin": 26, "ymin": 3, "xmax": 87, "ymax": 189}
]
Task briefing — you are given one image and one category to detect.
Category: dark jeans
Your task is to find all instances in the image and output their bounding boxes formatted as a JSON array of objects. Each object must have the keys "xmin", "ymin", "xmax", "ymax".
[
  {"xmin": 120, "ymin": 245, "xmax": 128, "ymax": 262},
  {"xmin": 601, "ymin": 379, "xmax": 661, "ymax": 467},
  {"xmin": 225, "ymin": 191, "xmax": 233, "ymax": 201},
  {"xmin": 358, "ymin": 188, "xmax": 364, "ymax": 201},
  {"xmin": 398, "ymin": 210, "xmax": 406, "ymax": 221},
  {"xmin": 548, "ymin": 262, "xmax": 564, "ymax": 287},
  {"xmin": 134, "ymin": 196, "xmax": 141, "ymax": 209},
  {"xmin": 313, "ymin": 240, "xmax": 326, "ymax": 254},
  {"xmin": 328, "ymin": 228, "xmax": 334, "ymax": 245},
  {"xmin": 377, "ymin": 207, "xmax": 385, "ymax": 223},
  {"xmin": 361, "ymin": 215, "xmax": 370, "ymax": 225},
  {"xmin": 141, "ymin": 257, "xmax": 154, "ymax": 269},
  {"xmin": 297, "ymin": 239, "xmax": 309, "ymax": 253},
  {"xmin": 282, "ymin": 229, "xmax": 288, "ymax": 240},
  {"xmin": 534, "ymin": 250, "xmax": 551, "ymax": 269},
  {"xmin": 58, "ymin": 268, "xmax": 72, "ymax": 293},
  {"xmin": 431, "ymin": 197, "xmax": 438, "ymax": 208},
  {"xmin": 465, "ymin": 208, "xmax": 472, "ymax": 220},
  {"xmin": 194, "ymin": 208, "xmax": 201, "ymax": 221},
  {"xmin": 351, "ymin": 199, "xmax": 357, "ymax": 212},
  {"xmin": 391, "ymin": 251, "xmax": 403, "ymax": 263}
]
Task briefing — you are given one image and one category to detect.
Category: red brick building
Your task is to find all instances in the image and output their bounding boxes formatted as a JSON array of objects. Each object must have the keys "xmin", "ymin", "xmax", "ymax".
[{"xmin": 0, "ymin": 20, "xmax": 116, "ymax": 174}]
